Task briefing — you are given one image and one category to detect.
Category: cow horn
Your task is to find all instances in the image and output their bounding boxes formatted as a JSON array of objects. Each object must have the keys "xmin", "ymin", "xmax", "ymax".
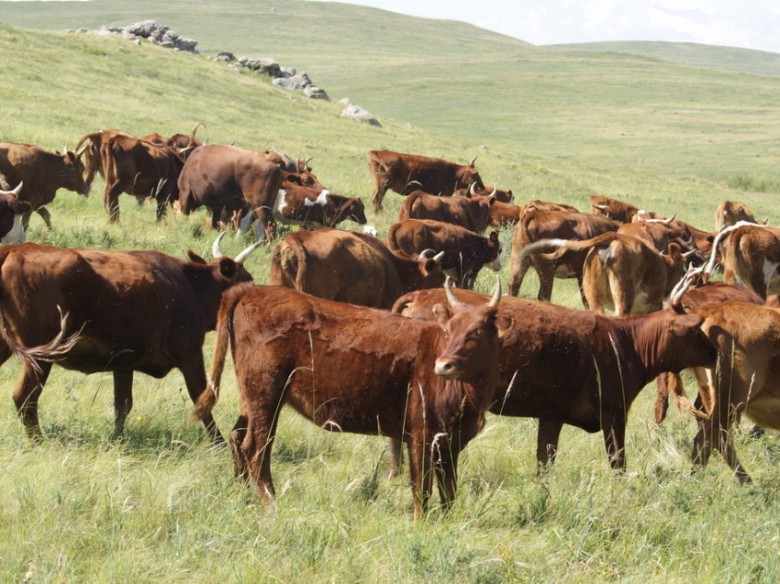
[
  {"xmin": 212, "ymin": 231, "xmax": 227, "ymax": 259},
  {"xmin": 0, "ymin": 181, "xmax": 23, "ymax": 197},
  {"xmin": 664, "ymin": 214, "xmax": 677, "ymax": 225},
  {"xmin": 433, "ymin": 250, "xmax": 445, "ymax": 263},
  {"xmin": 669, "ymin": 265, "xmax": 703, "ymax": 311},
  {"xmin": 419, "ymin": 248, "xmax": 436, "ymax": 259},
  {"xmin": 489, "ymin": 187, "xmax": 497, "ymax": 196},
  {"xmin": 469, "ymin": 183, "xmax": 477, "ymax": 196},
  {"xmin": 234, "ymin": 241, "xmax": 263, "ymax": 265},
  {"xmin": 486, "ymin": 277, "xmax": 502, "ymax": 309},
  {"xmin": 444, "ymin": 277, "xmax": 462, "ymax": 308},
  {"xmin": 469, "ymin": 156, "xmax": 477, "ymax": 167}
]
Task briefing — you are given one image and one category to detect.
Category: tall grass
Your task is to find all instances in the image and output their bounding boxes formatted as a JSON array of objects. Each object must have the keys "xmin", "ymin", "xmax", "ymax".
[{"xmin": 0, "ymin": 12, "xmax": 779, "ymax": 583}]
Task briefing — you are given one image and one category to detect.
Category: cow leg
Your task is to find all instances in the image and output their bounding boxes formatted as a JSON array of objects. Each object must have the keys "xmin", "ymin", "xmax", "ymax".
[
  {"xmin": 372, "ymin": 183, "xmax": 389, "ymax": 214},
  {"xmin": 433, "ymin": 437, "xmax": 459, "ymax": 510},
  {"xmin": 535, "ymin": 263, "xmax": 556, "ymax": 302},
  {"xmin": 255, "ymin": 207, "xmax": 276, "ymax": 242},
  {"xmin": 112, "ymin": 370, "xmax": 134, "ymax": 439},
  {"xmin": 407, "ymin": 434, "xmax": 434, "ymax": 520},
  {"xmin": 35, "ymin": 207, "xmax": 53, "ymax": 231},
  {"xmin": 388, "ymin": 436, "xmax": 403, "ymax": 478},
  {"xmin": 536, "ymin": 418, "xmax": 564, "ymax": 471},
  {"xmin": 180, "ymin": 360, "xmax": 225, "ymax": 445},
  {"xmin": 508, "ymin": 251, "xmax": 531, "ymax": 297},
  {"xmin": 104, "ymin": 181, "xmax": 124, "ymax": 223},
  {"xmin": 229, "ymin": 414, "xmax": 250, "ymax": 482},
  {"xmin": 155, "ymin": 199, "xmax": 168, "ymax": 222},
  {"xmin": 693, "ymin": 404, "xmax": 751, "ymax": 483},
  {"xmin": 21, "ymin": 209, "xmax": 33, "ymax": 231},
  {"xmin": 654, "ymin": 373, "xmax": 671, "ymax": 424},
  {"xmin": 12, "ymin": 360, "xmax": 53, "ymax": 440},
  {"xmin": 602, "ymin": 416, "xmax": 627, "ymax": 471},
  {"xmin": 576, "ymin": 275, "xmax": 590, "ymax": 309}
]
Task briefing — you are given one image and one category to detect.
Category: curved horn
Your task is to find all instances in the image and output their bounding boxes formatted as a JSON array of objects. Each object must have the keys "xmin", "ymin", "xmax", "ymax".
[
  {"xmin": 234, "ymin": 241, "xmax": 262, "ymax": 265},
  {"xmin": 664, "ymin": 213, "xmax": 677, "ymax": 225},
  {"xmin": 0, "ymin": 181, "xmax": 23, "ymax": 197},
  {"xmin": 469, "ymin": 182, "xmax": 477, "ymax": 196},
  {"xmin": 419, "ymin": 248, "xmax": 436, "ymax": 259},
  {"xmin": 488, "ymin": 276, "xmax": 502, "ymax": 309},
  {"xmin": 489, "ymin": 187, "xmax": 497, "ymax": 197},
  {"xmin": 704, "ymin": 220, "xmax": 756, "ymax": 274},
  {"xmin": 669, "ymin": 265, "xmax": 703, "ymax": 311},
  {"xmin": 432, "ymin": 250, "xmax": 445, "ymax": 263},
  {"xmin": 212, "ymin": 231, "xmax": 227, "ymax": 259},
  {"xmin": 469, "ymin": 156, "xmax": 477, "ymax": 167},
  {"xmin": 444, "ymin": 277, "xmax": 462, "ymax": 308}
]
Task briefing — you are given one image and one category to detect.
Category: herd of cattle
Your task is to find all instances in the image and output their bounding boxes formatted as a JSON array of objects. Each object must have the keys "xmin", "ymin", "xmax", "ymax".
[{"xmin": 1, "ymin": 132, "xmax": 780, "ymax": 518}]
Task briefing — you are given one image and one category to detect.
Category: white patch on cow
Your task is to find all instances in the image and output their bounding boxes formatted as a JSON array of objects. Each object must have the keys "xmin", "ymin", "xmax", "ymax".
[
  {"xmin": 273, "ymin": 189, "xmax": 288, "ymax": 218},
  {"xmin": 361, "ymin": 224, "xmax": 378, "ymax": 237},
  {"xmin": 1, "ymin": 214, "xmax": 25, "ymax": 244},
  {"xmin": 304, "ymin": 190, "xmax": 329, "ymax": 207}
]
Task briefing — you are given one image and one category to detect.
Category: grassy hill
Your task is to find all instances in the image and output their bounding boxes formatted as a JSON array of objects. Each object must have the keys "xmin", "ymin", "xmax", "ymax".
[{"xmin": 1, "ymin": 5, "xmax": 780, "ymax": 583}]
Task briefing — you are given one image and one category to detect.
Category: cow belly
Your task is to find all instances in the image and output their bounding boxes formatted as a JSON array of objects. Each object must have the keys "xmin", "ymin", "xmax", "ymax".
[{"xmin": 745, "ymin": 395, "xmax": 780, "ymax": 430}]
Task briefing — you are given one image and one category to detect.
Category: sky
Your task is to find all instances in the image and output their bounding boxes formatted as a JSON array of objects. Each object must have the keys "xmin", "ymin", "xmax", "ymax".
[{"xmin": 326, "ymin": 0, "xmax": 780, "ymax": 55}]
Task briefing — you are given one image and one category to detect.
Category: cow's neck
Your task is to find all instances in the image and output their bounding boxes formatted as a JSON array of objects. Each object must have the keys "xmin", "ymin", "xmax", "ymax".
[
  {"xmin": 620, "ymin": 314, "xmax": 675, "ymax": 385},
  {"xmin": 182, "ymin": 263, "xmax": 225, "ymax": 328}
]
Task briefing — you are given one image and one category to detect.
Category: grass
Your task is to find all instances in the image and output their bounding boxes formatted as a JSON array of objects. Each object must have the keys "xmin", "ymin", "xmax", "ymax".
[{"xmin": 0, "ymin": 5, "xmax": 779, "ymax": 582}]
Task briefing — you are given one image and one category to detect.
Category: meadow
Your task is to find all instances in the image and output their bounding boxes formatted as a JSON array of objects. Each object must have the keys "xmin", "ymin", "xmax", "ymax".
[{"xmin": 1, "ymin": 2, "xmax": 780, "ymax": 581}]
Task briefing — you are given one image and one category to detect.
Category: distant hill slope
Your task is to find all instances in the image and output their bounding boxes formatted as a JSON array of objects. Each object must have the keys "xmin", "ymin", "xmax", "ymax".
[{"xmin": 547, "ymin": 41, "xmax": 780, "ymax": 78}]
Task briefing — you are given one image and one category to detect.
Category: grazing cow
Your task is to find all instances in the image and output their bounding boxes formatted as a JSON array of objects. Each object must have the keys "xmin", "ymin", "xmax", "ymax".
[
  {"xmin": 0, "ymin": 183, "xmax": 33, "ymax": 243},
  {"xmin": 454, "ymin": 183, "xmax": 514, "ymax": 204},
  {"xmin": 0, "ymin": 235, "xmax": 259, "ymax": 442},
  {"xmin": 0, "ymin": 141, "xmax": 88, "ymax": 230},
  {"xmin": 390, "ymin": 288, "xmax": 717, "ymax": 473},
  {"xmin": 178, "ymin": 144, "xmax": 283, "ymax": 241},
  {"xmin": 709, "ymin": 223, "xmax": 780, "ymax": 299},
  {"xmin": 192, "ymin": 279, "xmax": 503, "ymax": 519},
  {"xmin": 367, "ymin": 150, "xmax": 485, "ymax": 212},
  {"xmin": 387, "ymin": 218, "xmax": 502, "ymax": 289},
  {"xmin": 714, "ymin": 200, "xmax": 762, "ymax": 232},
  {"xmin": 508, "ymin": 208, "xmax": 618, "ymax": 302},
  {"xmin": 270, "ymin": 228, "xmax": 444, "ymax": 308},
  {"xmin": 101, "ymin": 135, "xmax": 185, "ymax": 222},
  {"xmin": 686, "ymin": 301, "xmax": 780, "ymax": 483},
  {"xmin": 269, "ymin": 187, "xmax": 367, "ymax": 231},
  {"xmin": 399, "ymin": 191, "xmax": 495, "ymax": 233},
  {"xmin": 589, "ymin": 194, "xmax": 640, "ymax": 223},
  {"xmin": 142, "ymin": 123, "xmax": 204, "ymax": 158}
]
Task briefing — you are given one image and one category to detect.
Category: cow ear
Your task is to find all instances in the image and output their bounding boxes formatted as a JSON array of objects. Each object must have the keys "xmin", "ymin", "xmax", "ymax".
[
  {"xmin": 219, "ymin": 257, "xmax": 238, "ymax": 279},
  {"xmin": 488, "ymin": 196, "xmax": 497, "ymax": 206},
  {"xmin": 432, "ymin": 303, "xmax": 452, "ymax": 331},
  {"xmin": 187, "ymin": 250, "xmax": 206, "ymax": 264},
  {"xmin": 496, "ymin": 314, "xmax": 513, "ymax": 338},
  {"xmin": 670, "ymin": 313, "xmax": 704, "ymax": 334},
  {"xmin": 489, "ymin": 231, "xmax": 499, "ymax": 243}
]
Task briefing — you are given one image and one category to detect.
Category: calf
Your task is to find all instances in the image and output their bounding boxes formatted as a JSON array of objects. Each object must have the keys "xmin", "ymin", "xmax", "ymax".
[
  {"xmin": 269, "ymin": 228, "xmax": 444, "ymax": 308},
  {"xmin": 399, "ymin": 191, "xmax": 495, "ymax": 233},
  {"xmin": 714, "ymin": 200, "xmax": 762, "ymax": 232},
  {"xmin": 387, "ymin": 218, "xmax": 501, "ymax": 289},
  {"xmin": 391, "ymin": 288, "xmax": 717, "ymax": 473},
  {"xmin": 193, "ymin": 280, "xmax": 503, "ymax": 519}
]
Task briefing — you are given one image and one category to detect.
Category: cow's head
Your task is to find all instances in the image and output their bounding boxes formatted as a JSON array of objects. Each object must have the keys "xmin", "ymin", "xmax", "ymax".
[
  {"xmin": 331, "ymin": 197, "xmax": 367, "ymax": 226},
  {"xmin": 433, "ymin": 278, "xmax": 502, "ymax": 382},
  {"xmin": 62, "ymin": 150, "xmax": 89, "ymax": 196},
  {"xmin": 188, "ymin": 232, "xmax": 260, "ymax": 286},
  {"xmin": 454, "ymin": 158, "xmax": 485, "ymax": 193},
  {"xmin": 485, "ymin": 231, "xmax": 502, "ymax": 272}
]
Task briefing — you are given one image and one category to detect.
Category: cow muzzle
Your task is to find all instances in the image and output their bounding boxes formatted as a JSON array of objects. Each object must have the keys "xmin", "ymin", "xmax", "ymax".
[{"xmin": 434, "ymin": 357, "xmax": 460, "ymax": 379}]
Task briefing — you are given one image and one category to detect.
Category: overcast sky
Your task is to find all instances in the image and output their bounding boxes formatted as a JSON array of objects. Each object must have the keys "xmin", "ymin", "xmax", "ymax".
[{"xmin": 327, "ymin": 1, "xmax": 780, "ymax": 54}]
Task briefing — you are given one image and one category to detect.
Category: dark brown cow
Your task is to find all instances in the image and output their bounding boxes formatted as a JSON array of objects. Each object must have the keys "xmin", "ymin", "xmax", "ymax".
[
  {"xmin": 390, "ymin": 288, "xmax": 717, "ymax": 473},
  {"xmin": 0, "ymin": 141, "xmax": 88, "ymax": 230},
  {"xmin": 270, "ymin": 228, "xmax": 444, "ymax": 308},
  {"xmin": 178, "ymin": 144, "xmax": 283, "ymax": 241},
  {"xmin": 367, "ymin": 150, "xmax": 485, "ymax": 212},
  {"xmin": 192, "ymin": 279, "xmax": 503, "ymax": 519},
  {"xmin": 387, "ymin": 218, "xmax": 502, "ymax": 289},
  {"xmin": 101, "ymin": 135, "xmax": 185, "ymax": 222},
  {"xmin": 590, "ymin": 194, "xmax": 640, "ymax": 223},
  {"xmin": 0, "ymin": 183, "xmax": 33, "ymax": 243},
  {"xmin": 0, "ymin": 235, "xmax": 259, "ymax": 442},
  {"xmin": 399, "ymin": 191, "xmax": 495, "ymax": 233},
  {"xmin": 508, "ymin": 208, "xmax": 618, "ymax": 302}
]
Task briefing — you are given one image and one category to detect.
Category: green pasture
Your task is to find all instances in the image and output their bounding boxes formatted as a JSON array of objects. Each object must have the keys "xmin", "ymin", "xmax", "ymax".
[{"xmin": 0, "ymin": 3, "xmax": 779, "ymax": 581}]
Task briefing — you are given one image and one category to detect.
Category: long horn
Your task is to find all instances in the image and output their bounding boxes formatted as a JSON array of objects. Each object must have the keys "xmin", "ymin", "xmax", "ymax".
[
  {"xmin": 664, "ymin": 213, "xmax": 677, "ymax": 225},
  {"xmin": 432, "ymin": 250, "xmax": 445, "ymax": 263},
  {"xmin": 419, "ymin": 248, "xmax": 436, "ymax": 259},
  {"xmin": 0, "ymin": 181, "xmax": 23, "ymax": 197},
  {"xmin": 444, "ymin": 277, "xmax": 462, "ymax": 308},
  {"xmin": 488, "ymin": 276, "xmax": 502, "ymax": 309},
  {"xmin": 469, "ymin": 182, "xmax": 477, "ymax": 196},
  {"xmin": 212, "ymin": 231, "xmax": 227, "ymax": 259},
  {"xmin": 469, "ymin": 156, "xmax": 477, "ymax": 167},
  {"xmin": 669, "ymin": 265, "xmax": 703, "ymax": 311},
  {"xmin": 704, "ymin": 220, "xmax": 757, "ymax": 274},
  {"xmin": 234, "ymin": 241, "xmax": 262, "ymax": 265}
]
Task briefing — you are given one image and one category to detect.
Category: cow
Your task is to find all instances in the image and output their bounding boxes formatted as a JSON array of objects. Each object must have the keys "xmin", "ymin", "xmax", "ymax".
[
  {"xmin": 142, "ymin": 123, "xmax": 204, "ymax": 159},
  {"xmin": 683, "ymin": 301, "xmax": 780, "ymax": 483},
  {"xmin": 589, "ymin": 194, "xmax": 640, "ymax": 223},
  {"xmin": 0, "ymin": 183, "xmax": 33, "ymax": 243},
  {"xmin": 100, "ymin": 135, "xmax": 185, "ymax": 222},
  {"xmin": 508, "ymin": 208, "xmax": 618, "ymax": 302},
  {"xmin": 387, "ymin": 218, "xmax": 502, "ymax": 289},
  {"xmin": 269, "ymin": 228, "xmax": 445, "ymax": 308},
  {"xmin": 268, "ymin": 188, "xmax": 367, "ymax": 232},
  {"xmin": 367, "ymin": 150, "xmax": 485, "ymax": 212},
  {"xmin": 74, "ymin": 129, "xmax": 136, "ymax": 193},
  {"xmin": 389, "ymin": 287, "xmax": 717, "ymax": 475},
  {"xmin": 263, "ymin": 148, "xmax": 312, "ymax": 173},
  {"xmin": 177, "ymin": 144, "xmax": 283, "ymax": 242},
  {"xmin": 707, "ymin": 223, "xmax": 780, "ymax": 300},
  {"xmin": 192, "ymin": 279, "xmax": 504, "ymax": 519},
  {"xmin": 399, "ymin": 191, "xmax": 495, "ymax": 233},
  {"xmin": 454, "ymin": 183, "xmax": 514, "ymax": 204},
  {"xmin": 0, "ymin": 234, "xmax": 260, "ymax": 443},
  {"xmin": 0, "ymin": 141, "xmax": 88, "ymax": 230},
  {"xmin": 714, "ymin": 200, "xmax": 763, "ymax": 232}
]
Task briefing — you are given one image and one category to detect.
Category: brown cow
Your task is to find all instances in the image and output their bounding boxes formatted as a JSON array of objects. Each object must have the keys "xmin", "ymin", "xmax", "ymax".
[
  {"xmin": 714, "ymin": 200, "xmax": 763, "ymax": 232},
  {"xmin": 270, "ymin": 228, "xmax": 444, "ymax": 308},
  {"xmin": 142, "ymin": 123, "xmax": 204, "ymax": 158},
  {"xmin": 101, "ymin": 135, "xmax": 185, "ymax": 222},
  {"xmin": 178, "ymin": 144, "xmax": 283, "ymax": 241},
  {"xmin": 192, "ymin": 279, "xmax": 503, "ymax": 519},
  {"xmin": 367, "ymin": 150, "xmax": 485, "ymax": 212},
  {"xmin": 0, "ymin": 234, "xmax": 259, "ymax": 443},
  {"xmin": 74, "ymin": 129, "xmax": 136, "ymax": 193},
  {"xmin": 399, "ymin": 191, "xmax": 495, "ymax": 233},
  {"xmin": 390, "ymin": 288, "xmax": 717, "ymax": 473},
  {"xmin": 454, "ymin": 183, "xmax": 514, "ymax": 204},
  {"xmin": 387, "ymin": 218, "xmax": 502, "ymax": 289},
  {"xmin": 708, "ymin": 223, "xmax": 780, "ymax": 299},
  {"xmin": 0, "ymin": 141, "xmax": 88, "ymax": 230},
  {"xmin": 508, "ymin": 208, "xmax": 618, "ymax": 302},
  {"xmin": 590, "ymin": 194, "xmax": 640, "ymax": 223},
  {"xmin": 0, "ymin": 183, "xmax": 33, "ymax": 243}
]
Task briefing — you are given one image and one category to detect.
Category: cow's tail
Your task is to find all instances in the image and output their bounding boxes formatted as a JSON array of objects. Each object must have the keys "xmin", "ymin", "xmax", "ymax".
[
  {"xmin": 192, "ymin": 291, "xmax": 240, "ymax": 421},
  {"xmin": 0, "ymin": 306, "xmax": 83, "ymax": 372}
]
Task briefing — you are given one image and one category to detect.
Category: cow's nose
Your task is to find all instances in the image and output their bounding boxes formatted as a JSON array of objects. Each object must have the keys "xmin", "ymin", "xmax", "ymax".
[{"xmin": 435, "ymin": 358, "xmax": 457, "ymax": 378}]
